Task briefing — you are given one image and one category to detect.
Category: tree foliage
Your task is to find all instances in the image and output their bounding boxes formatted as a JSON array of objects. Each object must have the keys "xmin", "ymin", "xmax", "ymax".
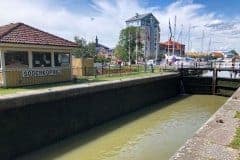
[
  {"xmin": 114, "ymin": 45, "xmax": 128, "ymax": 62},
  {"xmin": 72, "ymin": 36, "xmax": 96, "ymax": 58},
  {"xmin": 94, "ymin": 55, "xmax": 111, "ymax": 63},
  {"xmin": 114, "ymin": 26, "xmax": 143, "ymax": 63},
  {"xmin": 230, "ymin": 49, "xmax": 239, "ymax": 56}
]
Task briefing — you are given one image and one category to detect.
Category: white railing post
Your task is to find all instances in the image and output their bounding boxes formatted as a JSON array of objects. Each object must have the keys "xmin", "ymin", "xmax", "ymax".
[
  {"xmin": 0, "ymin": 50, "xmax": 6, "ymax": 86},
  {"xmin": 28, "ymin": 50, "xmax": 33, "ymax": 68},
  {"xmin": 51, "ymin": 51, "xmax": 55, "ymax": 67}
]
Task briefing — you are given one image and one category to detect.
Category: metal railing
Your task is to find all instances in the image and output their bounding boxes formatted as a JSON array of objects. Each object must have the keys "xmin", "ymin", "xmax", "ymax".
[{"xmin": 72, "ymin": 64, "xmax": 168, "ymax": 78}]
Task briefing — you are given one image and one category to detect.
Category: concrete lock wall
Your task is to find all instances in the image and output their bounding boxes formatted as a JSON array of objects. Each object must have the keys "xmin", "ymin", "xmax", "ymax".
[{"xmin": 0, "ymin": 73, "xmax": 180, "ymax": 159}]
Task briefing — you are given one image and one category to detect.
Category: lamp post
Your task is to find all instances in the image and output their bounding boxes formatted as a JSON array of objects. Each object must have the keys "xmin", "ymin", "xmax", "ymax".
[
  {"xmin": 128, "ymin": 31, "xmax": 131, "ymax": 66},
  {"xmin": 136, "ymin": 27, "xmax": 138, "ymax": 64}
]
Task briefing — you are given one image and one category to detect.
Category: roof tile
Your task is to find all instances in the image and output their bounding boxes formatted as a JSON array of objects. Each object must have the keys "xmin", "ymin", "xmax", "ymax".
[{"xmin": 0, "ymin": 23, "xmax": 77, "ymax": 47}]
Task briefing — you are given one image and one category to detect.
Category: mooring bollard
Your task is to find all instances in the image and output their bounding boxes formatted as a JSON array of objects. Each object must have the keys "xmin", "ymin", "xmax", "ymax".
[{"xmin": 95, "ymin": 67, "xmax": 97, "ymax": 78}]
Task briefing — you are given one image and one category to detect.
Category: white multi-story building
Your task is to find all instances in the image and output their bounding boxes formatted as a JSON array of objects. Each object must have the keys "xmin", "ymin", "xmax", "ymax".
[{"xmin": 126, "ymin": 13, "xmax": 160, "ymax": 59}]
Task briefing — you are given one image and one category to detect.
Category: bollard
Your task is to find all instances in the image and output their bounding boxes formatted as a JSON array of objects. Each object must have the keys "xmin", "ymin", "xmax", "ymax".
[
  {"xmin": 151, "ymin": 64, "xmax": 154, "ymax": 73},
  {"xmin": 119, "ymin": 64, "xmax": 121, "ymax": 76},
  {"xmin": 94, "ymin": 67, "xmax": 97, "ymax": 78}
]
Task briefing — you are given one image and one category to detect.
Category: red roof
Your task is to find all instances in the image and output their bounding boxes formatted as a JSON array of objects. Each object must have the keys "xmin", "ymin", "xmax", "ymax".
[
  {"xmin": 160, "ymin": 40, "xmax": 185, "ymax": 46},
  {"xmin": 0, "ymin": 23, "xmax": 77, "ymax": 47}
]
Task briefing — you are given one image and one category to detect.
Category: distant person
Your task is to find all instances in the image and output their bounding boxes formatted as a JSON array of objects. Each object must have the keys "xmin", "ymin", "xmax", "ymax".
[{"xmin": 172, "ymin": 56, "xmax": 176, "ymax": 63}]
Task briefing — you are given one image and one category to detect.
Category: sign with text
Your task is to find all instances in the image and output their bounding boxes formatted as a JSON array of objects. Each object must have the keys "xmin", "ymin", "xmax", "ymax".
[{"xmin": 22, "ymin": 68, "xmax": 61, "ymax": 77}]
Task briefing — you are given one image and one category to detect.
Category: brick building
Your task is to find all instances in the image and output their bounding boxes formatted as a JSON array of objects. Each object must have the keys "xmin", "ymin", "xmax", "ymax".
[{"xmin": 159, "ymin": 39, "xmax": 185, "ymax": 56}]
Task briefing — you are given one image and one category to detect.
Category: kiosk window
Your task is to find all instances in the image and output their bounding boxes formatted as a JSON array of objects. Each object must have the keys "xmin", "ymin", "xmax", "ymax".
[
  {"xmin": 54, "ymin": 52, "xmax": 70, "ymax": 66},
  {"xmin": 5, "ymin": 51, "xmax": 28, "ymax": 68},
  {"xmin": 33, "ymin": 52, "xmax": 51, "ymax": 67}
]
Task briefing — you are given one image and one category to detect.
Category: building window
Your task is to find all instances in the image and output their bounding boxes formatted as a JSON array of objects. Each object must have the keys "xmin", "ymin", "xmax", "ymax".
[
  {"xmin": 5, "ymin": 51, "xmax": 28, "ymax": 68},
  {"xmin": 54, "ymin": 52, "xmax": 70, "ymax": 67},
  {"xmin": 32, "ymin": 52, "xmax": 51, "ymax": 67}
]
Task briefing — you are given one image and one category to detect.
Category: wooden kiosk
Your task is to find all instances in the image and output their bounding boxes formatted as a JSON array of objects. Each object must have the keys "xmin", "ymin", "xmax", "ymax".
[{"xmin": 0, "ymin": 23, "xmax": 77, "ymax": 87}]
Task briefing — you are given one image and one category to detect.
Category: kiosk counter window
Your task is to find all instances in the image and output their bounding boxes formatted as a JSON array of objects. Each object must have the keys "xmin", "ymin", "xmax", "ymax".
[
  {"xmin": 54, "ymin": 52, "xmax": 70, "ymax": 67},
  {"xmin": 5, "ymin": 51, "xmax": 29, "ymax": 68},
  {"xmin": 33, "ymin": 52, "xmax": 51, "ymax": 67}
]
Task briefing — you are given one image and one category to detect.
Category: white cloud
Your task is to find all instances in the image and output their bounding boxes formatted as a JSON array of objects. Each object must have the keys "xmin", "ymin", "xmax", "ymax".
[{"xmin": 0, "ymin": 0, "xmax": 239, "ymax": 52}]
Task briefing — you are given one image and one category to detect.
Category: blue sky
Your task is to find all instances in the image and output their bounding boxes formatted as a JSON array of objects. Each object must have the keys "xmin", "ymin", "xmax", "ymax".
[
  {"xmin": 52, "ymin": 0, "xmax": 240, "ymax": 18},
  {"xmin": 0, "ymin": 0, "xmax": 240, "ymax": 51}
]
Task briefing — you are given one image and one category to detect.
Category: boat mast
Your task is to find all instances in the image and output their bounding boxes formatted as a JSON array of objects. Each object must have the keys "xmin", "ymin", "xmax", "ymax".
[
  {"xmin": 168, "ymin": 18, "xmax": 171, "ymax": 56},
  {"xmin": 207, "ymin": 37, "xmax": 212, "ymax": 54},
  {"xmin": 172, "ymin": 16, "xmax": 176, "ymax": 56},
  {"xmin": 177, "ymin": 24, "xmax": 183, "ymax": 57},
  {"xmin": 187, "ymin": 24, "xmax": 191, "ymax": 52},
  {"xmin": 201, "ymin": 30, "xmax": 205, "ymax": 54}
]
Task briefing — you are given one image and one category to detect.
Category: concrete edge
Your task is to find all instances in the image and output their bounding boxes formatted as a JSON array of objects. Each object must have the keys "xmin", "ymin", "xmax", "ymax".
[{"xmin": 0, "ymin": 73, "xmax": 180, "ymax": 111}]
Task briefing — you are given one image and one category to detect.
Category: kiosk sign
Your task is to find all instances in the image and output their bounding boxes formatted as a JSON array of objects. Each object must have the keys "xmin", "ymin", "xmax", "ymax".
[{"xmin": 22, "ymin": 68, "xmax": 60, "ymax": 77}]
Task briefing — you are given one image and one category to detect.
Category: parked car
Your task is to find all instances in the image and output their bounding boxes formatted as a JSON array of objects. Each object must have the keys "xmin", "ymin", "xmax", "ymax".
[
  {"xmin": 174, "ymin": 57, "xmax": 196, "ymax": 68},
  {"xmin": 147, "ymin": 59, "xmax": 155, "ymax": 66}
]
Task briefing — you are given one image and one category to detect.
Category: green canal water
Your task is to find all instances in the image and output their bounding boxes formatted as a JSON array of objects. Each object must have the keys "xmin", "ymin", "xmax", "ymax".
[{"xmin": 18, "ymin": 95, "xmax": 227, "ymax": 160}]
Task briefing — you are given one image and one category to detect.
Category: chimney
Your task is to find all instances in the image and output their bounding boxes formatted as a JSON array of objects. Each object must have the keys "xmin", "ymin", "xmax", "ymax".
[{"xmin": 136, "ymin": 13, "xmax": 139, "ymax": 17}]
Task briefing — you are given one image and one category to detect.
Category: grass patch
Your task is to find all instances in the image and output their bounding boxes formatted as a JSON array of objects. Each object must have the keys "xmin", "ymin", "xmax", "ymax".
[
  {"xmin": 230, "ymin": 127, "xmax": 240, "ymax": 149},
  {"xmin": 0, "ymin": 88, "xmax": 27, "ymax": 95},
  {"xmin": 234, "ymin": 111, "xmax": 240, "ymax": 119},
  {"xmin": 229, "ymin": 111, "xmax": 240, "ymax": 149}
]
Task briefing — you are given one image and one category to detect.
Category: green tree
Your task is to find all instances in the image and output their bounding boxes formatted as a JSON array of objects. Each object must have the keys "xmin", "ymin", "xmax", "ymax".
[
  {"xmin": 94, "ymin": 55, "xmax": 111, "ymax": 63},
  {"xmin": 86, "ymin": 42, "xmax": 97, "ymax": 57},
  {"xmin": 230, "ymin": 49, "xmax": 239, "ymax": 56},
  {"xmin": 115, "ymin": 26, "xmax": 143, "ymax": 63},
  {"xmin": 72, "ymin": 36, "xmax": 96, "ymax": 58},
  {"xmin": 114, "ymin": 45, "xmax": 128, "ymax": 62}
]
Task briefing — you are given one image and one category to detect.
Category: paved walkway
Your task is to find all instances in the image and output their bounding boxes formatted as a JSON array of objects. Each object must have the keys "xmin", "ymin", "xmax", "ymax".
[
  {"xmin": 171, "ymin": 88, "xmax": 240, "ymax": 160},
  {"xmin": 0, "ymin": 73, "xmax": 174, "ymax": 99}
]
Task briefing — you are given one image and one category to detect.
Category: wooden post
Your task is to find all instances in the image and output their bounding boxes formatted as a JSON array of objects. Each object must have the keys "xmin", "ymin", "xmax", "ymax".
[{"xmin": 212, "ymin": 68, "xmax": 217, "ymax": 94}]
